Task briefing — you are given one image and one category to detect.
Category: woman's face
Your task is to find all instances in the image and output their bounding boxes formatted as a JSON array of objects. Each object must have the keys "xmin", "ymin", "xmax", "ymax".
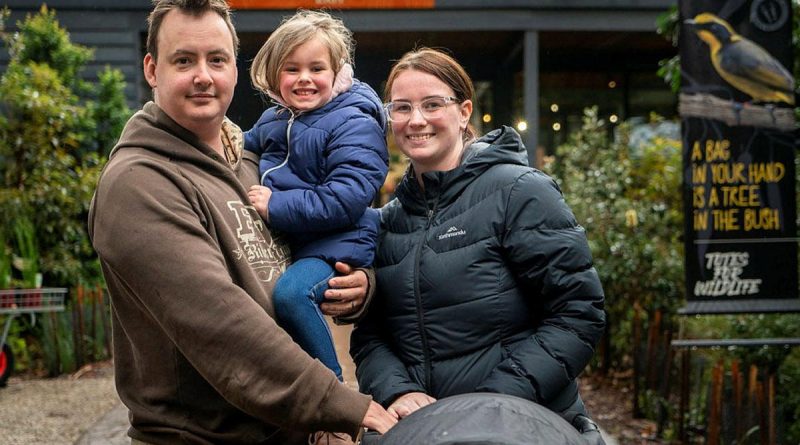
[{"xmin": 389, "ymin": 69, "xmax": 472, "ymax": 175}]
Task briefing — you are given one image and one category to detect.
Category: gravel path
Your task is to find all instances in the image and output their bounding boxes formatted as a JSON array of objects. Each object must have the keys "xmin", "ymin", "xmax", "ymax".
[
  {"xmin": 0, "ymin": 323, "xmax": 357, "ymax": 445},
  {"xmin": 0, "ymin": 362, "xmax": 120, "ymax": 445},
  {"xmin": 0, "ymin": 325, "xmax": 620, "ymax": 444}
]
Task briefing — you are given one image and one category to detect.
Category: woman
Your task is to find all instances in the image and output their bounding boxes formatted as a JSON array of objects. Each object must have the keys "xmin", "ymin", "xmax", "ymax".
[{"xmin": 350, "ymin": 48, "xmax": 606, "ymax": 440}]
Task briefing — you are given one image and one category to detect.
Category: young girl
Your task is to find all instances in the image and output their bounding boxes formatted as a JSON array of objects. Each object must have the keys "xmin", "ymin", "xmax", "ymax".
[{"xmin": 245, "ymin": 10, "xmax": 388, "ymax": 386}]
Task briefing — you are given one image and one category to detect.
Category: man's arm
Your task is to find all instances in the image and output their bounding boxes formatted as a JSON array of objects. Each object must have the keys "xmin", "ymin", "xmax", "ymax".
[
  {"xmin": 322, "ymin": 263, "xmax": 375, "ymax": 324},
  {"xmin": 91, "ymin": 157, "xmax": 372, "ymax": 437}
]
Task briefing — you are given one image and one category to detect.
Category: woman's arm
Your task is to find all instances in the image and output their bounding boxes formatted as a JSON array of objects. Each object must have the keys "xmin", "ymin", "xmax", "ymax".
[
  {"xmin": 476, "ymin": 170, "xmax": 606, "ymax": 403},
  {"xmin": 350, "ymin": 297, "xmax": 426, "ymax": 406}
]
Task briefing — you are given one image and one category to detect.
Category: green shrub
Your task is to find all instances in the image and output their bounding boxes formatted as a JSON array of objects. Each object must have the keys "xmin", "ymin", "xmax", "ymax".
[
  {"xmin": 0, "ymin": 5, "xmax": 129, "ymax": 287},
  {"xmin": 0, "ymin": 6, "xmax": 129, "ymax": 375}
]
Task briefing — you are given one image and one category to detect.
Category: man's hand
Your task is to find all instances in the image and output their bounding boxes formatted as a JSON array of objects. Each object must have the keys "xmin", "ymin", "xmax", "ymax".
[
  {"xmin": 387, "ymin": 392, "xmax": 436, "ymax": 419},
  {"xmin": 362, "ymin": 401, "xmax": 398, "ymax": 434},
  {"xmin": 247, "ymin": 185, "xmax": 272, "ymax": 221},
  {"xmin": 320, "ymin": 262, "xmax": 367, "ymax": 317}
]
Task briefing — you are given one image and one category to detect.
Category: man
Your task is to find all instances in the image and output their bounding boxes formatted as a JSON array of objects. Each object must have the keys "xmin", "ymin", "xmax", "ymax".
[{"xmin": 87, "ymin": 1, "xmax": 396, "ymax": 443}]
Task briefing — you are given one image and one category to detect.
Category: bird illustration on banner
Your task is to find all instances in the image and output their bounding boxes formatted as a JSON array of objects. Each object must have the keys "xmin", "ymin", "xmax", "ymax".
[{"xmin": 685, "ymin": 12, "xmax": 795, "ymax": 106}]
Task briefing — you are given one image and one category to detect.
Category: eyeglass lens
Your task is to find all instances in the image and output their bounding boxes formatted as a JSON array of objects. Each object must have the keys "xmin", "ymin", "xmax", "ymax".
[{"xmin": 389, "ymin": 97, "xmax": 450, "ymax": 121}]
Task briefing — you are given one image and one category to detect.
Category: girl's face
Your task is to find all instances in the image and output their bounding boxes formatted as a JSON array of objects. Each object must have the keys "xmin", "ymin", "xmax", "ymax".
[
  {"xmin": 278, "ymin": 37, "xmax": 335, "ymax": 111},
  {"xmin": 388, "ymin": 69, "xmax": 472, "ymax": 176}
]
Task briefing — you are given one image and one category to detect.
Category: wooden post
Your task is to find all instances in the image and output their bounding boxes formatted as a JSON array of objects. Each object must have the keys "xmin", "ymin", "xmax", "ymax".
[
  {"xmin": 747, "ymin": 364, "xmax": 761, "ymax": 443},
  {"xmin": 646, "ymin": 309, "xmax": 662, "ymax": 390},
  {"xmin": 74, "ymin": 285, "xmax": 85, "ymax": 369},
  {"xmin": 767, "ymin": 373, "xmax": 776, "ymax": 445},
  {"xmin": 731, "ymin": 360, "xmax": 743, "ymax": 442},
  {"xmin": 50, "ymin": 311, "xmax": 61, "ymax": 376},
  {"xmin": 679, "ymin": 348, "xmax": 690, "ymax": 442},
  {"xmin": 755, "ymin": 368, "xmax": 767, "ymax": 445},
  {"xmin": 707, "ymin": 360, "xmax": 723, "ymax": 445},
  {"xmin": 656, "ymin": 323, "xmax": 673, "ymax": 436},
  {"xmin": 633, "ymin": 302, "xmax": 643, "ymax": 418}
]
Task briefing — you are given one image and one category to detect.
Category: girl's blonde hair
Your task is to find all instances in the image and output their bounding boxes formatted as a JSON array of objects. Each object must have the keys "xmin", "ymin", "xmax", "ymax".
[{"xmin": 250, "ymin": 10, "xmax": 354, "ymax": 97}]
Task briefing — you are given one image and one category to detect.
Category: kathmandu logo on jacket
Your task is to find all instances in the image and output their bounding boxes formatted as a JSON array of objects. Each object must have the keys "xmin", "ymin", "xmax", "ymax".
[{"xmin": 438, "ymin": 226, "xmax": 467, "ymax": 240}]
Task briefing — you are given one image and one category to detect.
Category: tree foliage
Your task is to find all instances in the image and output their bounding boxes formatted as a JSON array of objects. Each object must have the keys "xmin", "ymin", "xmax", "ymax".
[{"xmin": 0, "ymin": 6, "xmax": 130, "ymax": 287}]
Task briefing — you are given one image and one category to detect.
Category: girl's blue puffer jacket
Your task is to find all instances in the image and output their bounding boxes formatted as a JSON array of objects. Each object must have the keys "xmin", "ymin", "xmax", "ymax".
[{"xmin": 244, "ymin": 80, "xmax": 388, "ymax": 267}]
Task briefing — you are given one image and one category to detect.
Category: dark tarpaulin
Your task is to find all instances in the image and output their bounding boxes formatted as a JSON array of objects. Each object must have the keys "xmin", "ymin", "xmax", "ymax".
[{"xmin": 364, "ymin": 393, "xmax": 589, "ymax": 445}]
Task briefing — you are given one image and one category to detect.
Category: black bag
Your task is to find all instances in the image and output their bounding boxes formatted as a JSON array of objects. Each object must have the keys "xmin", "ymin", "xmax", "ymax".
[{"xmin": 363, "ymin": 392, "xmax": 594, "ymax": 445}]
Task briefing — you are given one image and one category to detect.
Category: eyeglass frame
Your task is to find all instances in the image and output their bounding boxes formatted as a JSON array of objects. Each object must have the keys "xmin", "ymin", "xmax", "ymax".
[{"xmin": 384, "ymin": 96, "xmax": 460, "ymax": 122}]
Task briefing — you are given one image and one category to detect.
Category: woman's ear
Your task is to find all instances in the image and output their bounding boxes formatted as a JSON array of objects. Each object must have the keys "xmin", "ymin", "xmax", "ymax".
[{"xmin": 459, "ymin": 99, "xmax": 473, "ymax": 131}]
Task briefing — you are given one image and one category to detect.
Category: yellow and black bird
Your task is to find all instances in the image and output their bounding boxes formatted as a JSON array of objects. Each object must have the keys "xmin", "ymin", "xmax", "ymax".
[{"xmin": 685, "ymin": 12, "xmax": 795, "ymax": 105}]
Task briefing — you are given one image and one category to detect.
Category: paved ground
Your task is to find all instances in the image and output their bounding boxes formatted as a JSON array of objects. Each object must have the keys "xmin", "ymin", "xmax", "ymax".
[
  {"xmin": 74, "ymin": 321, "xmax": 618, "ymax": 445},
  {"xmin": 0, "ymin": 362, "xmax": 118, "ymax": 445}
]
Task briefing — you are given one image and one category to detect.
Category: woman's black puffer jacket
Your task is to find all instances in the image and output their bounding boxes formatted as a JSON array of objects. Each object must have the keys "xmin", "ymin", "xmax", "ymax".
[{"xmin": 351, "ymin": 126, "xmax": 605, "ymax": 417}]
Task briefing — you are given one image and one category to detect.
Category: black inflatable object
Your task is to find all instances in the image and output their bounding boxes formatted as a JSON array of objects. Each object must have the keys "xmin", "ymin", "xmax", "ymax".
[{"xmin": 367, "ymin": 393, "xmax": 589, "ymax": 445}]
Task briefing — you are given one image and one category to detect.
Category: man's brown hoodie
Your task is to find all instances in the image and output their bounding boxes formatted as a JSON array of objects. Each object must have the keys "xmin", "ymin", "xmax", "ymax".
[{"xmin": 88, "ymin": 102, "xmax": 370, "ymax": 444}]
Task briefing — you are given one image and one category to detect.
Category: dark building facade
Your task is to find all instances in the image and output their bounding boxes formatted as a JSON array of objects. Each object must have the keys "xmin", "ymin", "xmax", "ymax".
[{"xmin": 2, "ymin": 0, "xmax": 677, "ymax": 160}]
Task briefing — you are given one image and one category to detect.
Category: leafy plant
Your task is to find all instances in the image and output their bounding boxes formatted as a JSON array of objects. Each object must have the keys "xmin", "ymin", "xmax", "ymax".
[
  {"xmin": 0, "ymin": 6, "xmax": 129, "ymax": 376},
  {"xmin": 655, "ymin": 4, "xmax": 680, "ymax": 94},
  {"xmin": 12, "ymin": 217, "xmax": 38, "ymax": 287},
  {"xmin": 0, "ymin": 5, "xmax": 130, "ymax": 287},
  {"xmin": 0, "ymin": 230, "xmax": 10, "ymax": 290}
]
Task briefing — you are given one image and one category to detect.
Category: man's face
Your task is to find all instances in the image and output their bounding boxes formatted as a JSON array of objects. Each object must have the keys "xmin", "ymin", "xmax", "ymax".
[{"xmin": 143, "ymin": 9, "xmax": 237, "ymax": 135}]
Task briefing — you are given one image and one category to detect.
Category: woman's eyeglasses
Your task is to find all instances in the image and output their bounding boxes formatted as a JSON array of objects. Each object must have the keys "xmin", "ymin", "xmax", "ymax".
[{"xmin": 385, "ymin": 96, "xmax": 458, "ymax": 122}]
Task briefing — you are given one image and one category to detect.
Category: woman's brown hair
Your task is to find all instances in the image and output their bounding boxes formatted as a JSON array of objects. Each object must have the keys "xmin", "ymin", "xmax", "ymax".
[{"xmin": 384, "ymin": 47, "xmax": 477, "ymax": 140}]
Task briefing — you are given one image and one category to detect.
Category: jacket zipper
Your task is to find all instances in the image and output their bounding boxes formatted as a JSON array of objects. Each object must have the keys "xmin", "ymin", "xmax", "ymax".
[
  {"xmin": 259, "ymin": 111, "xmax": 296, "ymax": 185},
  {"xmin": 414, "ymin": 200, "xmax": 438, "ymax": 390}
]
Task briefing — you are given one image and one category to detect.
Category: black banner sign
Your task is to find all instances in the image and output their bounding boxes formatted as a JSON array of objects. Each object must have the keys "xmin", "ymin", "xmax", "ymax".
[{"xmin": 679, "ymin": 0, "xmax": 798, "ymax": 313}]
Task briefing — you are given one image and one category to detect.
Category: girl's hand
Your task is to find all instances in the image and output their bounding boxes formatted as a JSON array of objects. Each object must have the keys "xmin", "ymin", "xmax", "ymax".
[{"xmin": 247, "ymin": 185, "xmax": 272, "ymax": 221}]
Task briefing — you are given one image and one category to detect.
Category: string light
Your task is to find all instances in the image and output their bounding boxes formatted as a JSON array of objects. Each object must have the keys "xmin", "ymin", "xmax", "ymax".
[
  {"xmin": 552, "ymin": 122, "xmax": 561, "ymax": 132},
  {"xmin": 516, "ymin": 121, "xmax": 528, "ymax": 132},
  {"xmin": 482, "ymin": 113, "xmax": 492, "ymax": 123},
  {"xmin": 550, "ymin": 104, "xmax": 559, "ymax": 112}
]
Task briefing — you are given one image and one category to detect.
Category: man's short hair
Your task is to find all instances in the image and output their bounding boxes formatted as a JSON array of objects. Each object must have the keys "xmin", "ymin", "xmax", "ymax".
[{"xmin": 146, "ymin": 0, "xmax": 239, "ymax": 61}]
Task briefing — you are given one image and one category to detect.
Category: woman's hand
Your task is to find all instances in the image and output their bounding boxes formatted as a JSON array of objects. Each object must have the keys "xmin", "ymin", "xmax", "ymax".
[
  {"xmin": 387, "ymin": 392, "xmax": 437, "ymax": 419},
  {"xmin": 361, "ymin": 401, "xmax": 398, "ymax": 434},
  {"xmin": 320, "ymin": 262, "xmax": 367, "ymax": 317}
]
